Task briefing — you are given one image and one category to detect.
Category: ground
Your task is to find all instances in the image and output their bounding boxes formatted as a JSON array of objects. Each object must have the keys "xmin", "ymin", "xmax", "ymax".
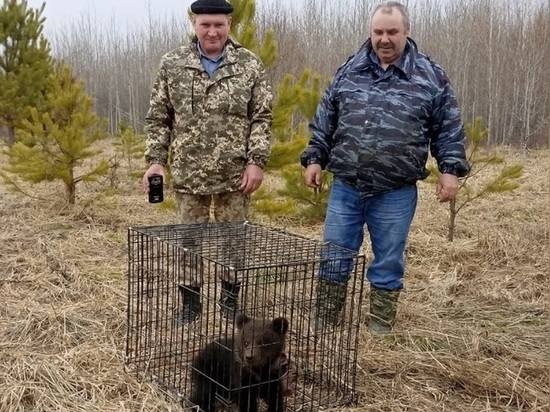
[{"xmin": 0, "ymin": 148, "xmax": 548, "ymax": 412}]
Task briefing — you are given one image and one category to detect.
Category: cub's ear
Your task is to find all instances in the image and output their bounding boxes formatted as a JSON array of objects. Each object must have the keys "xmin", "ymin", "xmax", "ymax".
[
  {"xmin": 236, "ymin": 314, "xmax": 252, "ymax": 330},
  {"xmin": 272, "ymin": 317, "xmax": 289, "ymax": 335}
]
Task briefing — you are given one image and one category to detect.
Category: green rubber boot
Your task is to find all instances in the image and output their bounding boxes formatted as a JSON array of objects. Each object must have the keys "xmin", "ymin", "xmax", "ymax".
[
  {"xmin": 219, "ymin": 280, "xmax": 242, "ymax": 320},
  {"xmin": 368, "ymin": 287, "xmax": 400, "ymax": 335},
  {"xmin": 313, "ymin": 280, "xmax": 347, "ymax": 333},
  {"xmin": 177, "ymin": 285, "xmax": 202, "ymax": 325}
]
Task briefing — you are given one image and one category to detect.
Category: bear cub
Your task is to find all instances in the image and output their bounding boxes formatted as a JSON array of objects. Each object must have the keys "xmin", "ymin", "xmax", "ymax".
[{"xmin": 190, "ymin": 314, "xmax": 289, "ymax": 412}]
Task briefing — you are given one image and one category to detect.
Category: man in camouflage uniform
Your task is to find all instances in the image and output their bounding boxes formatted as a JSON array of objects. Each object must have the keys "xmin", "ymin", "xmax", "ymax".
[
  {"xmin": 301, "ymin": 2, "xmax": 470, "ymax": 335},
  {"xmin": 142, "ymin": 0, "xmax": 272, "ymax": 324}
]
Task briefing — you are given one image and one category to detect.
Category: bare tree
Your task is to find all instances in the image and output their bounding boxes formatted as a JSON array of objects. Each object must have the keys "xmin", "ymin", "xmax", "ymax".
[{"xmin": 42, "ymin": 0, "xmax": 549, "ymax": 148}]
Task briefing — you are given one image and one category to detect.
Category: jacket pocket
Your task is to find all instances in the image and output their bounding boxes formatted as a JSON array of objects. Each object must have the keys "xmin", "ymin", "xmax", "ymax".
[{"xmin": 217, "ymin": 74, "xmax": 252, "ymax": 118}]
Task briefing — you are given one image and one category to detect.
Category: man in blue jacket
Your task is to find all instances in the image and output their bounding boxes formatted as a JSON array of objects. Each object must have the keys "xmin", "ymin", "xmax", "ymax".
[{"xmin": 301, "ymin": 1, "xmax": 470, "ymax": 334}]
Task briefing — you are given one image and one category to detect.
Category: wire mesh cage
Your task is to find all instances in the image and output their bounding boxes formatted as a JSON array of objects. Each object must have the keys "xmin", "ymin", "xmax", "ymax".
[{"xmin": 125, "ymin": 221, "xmax": 366, "ymax": 411}]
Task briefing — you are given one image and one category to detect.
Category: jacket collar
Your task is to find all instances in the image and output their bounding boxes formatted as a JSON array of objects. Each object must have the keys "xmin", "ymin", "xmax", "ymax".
[
  {"xmin": 190, "ymin": 36, "xmax": 242, "ymax": 63},
  {"xmin": 186, "ymin": 36, "xmax": 244, "ymax": 77}
]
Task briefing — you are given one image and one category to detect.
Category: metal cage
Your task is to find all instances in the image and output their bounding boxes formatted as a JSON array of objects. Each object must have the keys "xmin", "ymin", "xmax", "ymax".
[{"xmin": 125, "ymin": 221, "xmax": 366, "ymax": 411}]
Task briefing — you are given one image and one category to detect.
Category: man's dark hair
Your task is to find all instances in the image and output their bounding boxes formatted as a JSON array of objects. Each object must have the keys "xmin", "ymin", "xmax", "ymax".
[{"xmin": 372, "ymin": 1, "xmax": 411, "ymax": 31}]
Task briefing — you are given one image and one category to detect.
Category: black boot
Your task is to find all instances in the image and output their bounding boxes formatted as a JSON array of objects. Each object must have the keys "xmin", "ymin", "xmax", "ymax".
[
  {"xmin": 219, "ymin": 280, "xmax": 241, "ymax": 319},
  {"xmin": 177, "ymin": 285, "xmax": 202, "ymax": 325}
]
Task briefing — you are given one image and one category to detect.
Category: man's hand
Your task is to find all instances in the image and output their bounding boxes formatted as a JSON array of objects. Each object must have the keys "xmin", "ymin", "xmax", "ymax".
[
  {"xmin": 240, "ymin": 164, "xmax": 264, "ymax": 195},
  {"xmin": 436, "ymin": 173, "xmax": 459, "ymax": 202},
  {"xmin": 304, "ymin": 164, "xmax": 322, "ymax": 189},
  {"xmin": 142, "ymin": 164, "xmax": 166, "ymax": 193}
]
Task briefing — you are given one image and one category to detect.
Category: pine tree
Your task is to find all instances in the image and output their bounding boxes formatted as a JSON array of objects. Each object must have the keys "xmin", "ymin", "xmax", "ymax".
[
  {"xmin": 228, "ymin": 0, "xmax": 278, "ymax": 67},
  {"xmin": 0, "ymin": 0, "xmax": 52, "ymax": 146},
  {"xmin": 0, "ymin": 63, "xmax": 109, "ymax": 204},
  {"xmin": 113, "ymin": 121, "xmax": 146, "ymax": 177},
  {"xmin": 253, "ymin": 70, "xmax": 331, "ymax": 223},
  {"xmin": 428, "ymin": 116, "xmax": 524, "ymax": 241}
]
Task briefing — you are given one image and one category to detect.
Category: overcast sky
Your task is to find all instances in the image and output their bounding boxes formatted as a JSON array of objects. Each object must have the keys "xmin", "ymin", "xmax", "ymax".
[
  {"xmin": 27, "ymin": 0, "xmax": 189, "ymax": 31},
  {"xmin": 26, "ymin": 0, "xmax": 298, "ymax": 34}
]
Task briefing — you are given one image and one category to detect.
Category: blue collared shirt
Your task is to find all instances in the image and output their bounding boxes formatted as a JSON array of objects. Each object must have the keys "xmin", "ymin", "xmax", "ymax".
[{"xmin": 197, "ymin": 42, "xmax": 224, "ymax": 77}]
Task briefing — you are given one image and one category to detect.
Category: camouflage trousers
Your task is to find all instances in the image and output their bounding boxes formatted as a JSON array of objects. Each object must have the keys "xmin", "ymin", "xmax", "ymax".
[{"xmin": 175, "ymin": 191, "xmax": 249, "ymax": 286}]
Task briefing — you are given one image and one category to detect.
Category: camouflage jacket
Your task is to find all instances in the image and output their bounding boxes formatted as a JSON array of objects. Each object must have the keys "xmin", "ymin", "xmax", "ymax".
[
  {"xmin": 145, "ymin": 37, "xmax": 272, "ymax": 195},
  {"xmin": 301, "ymin": 38, "xmax": 470, "ymax": 196}
]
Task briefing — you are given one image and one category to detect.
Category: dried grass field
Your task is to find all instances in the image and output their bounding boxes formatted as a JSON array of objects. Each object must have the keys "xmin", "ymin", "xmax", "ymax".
[{"xmin": 0, "ymin": 149, "xmax": 548, "ymax": 412}]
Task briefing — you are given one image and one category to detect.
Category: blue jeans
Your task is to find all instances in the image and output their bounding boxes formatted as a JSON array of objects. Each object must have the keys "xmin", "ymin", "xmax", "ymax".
[{"xmin": 320, "ymin": 179, "xmax": 418, "ymax": 291}]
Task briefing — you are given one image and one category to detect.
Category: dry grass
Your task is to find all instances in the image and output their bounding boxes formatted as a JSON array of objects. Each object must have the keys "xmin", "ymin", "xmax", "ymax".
[{"xmin": 1, "ymin": 149, "xmax": 549, "ymax": 412}]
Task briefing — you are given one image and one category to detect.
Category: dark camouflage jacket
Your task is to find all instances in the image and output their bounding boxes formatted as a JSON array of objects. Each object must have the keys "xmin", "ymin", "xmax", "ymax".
[
  {"xmin": 145, "ymin": 37, "xmax": 272, "ymax": 195},
  {"xmin": 301, "ymin": 38, "xmax": 470, "ymax": 196}
]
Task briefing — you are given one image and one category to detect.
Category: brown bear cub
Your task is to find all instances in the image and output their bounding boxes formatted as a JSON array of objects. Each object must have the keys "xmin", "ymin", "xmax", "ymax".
[{"xmin": 190, "ymin": 314, "xmax": 289, "ymax": 412}]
